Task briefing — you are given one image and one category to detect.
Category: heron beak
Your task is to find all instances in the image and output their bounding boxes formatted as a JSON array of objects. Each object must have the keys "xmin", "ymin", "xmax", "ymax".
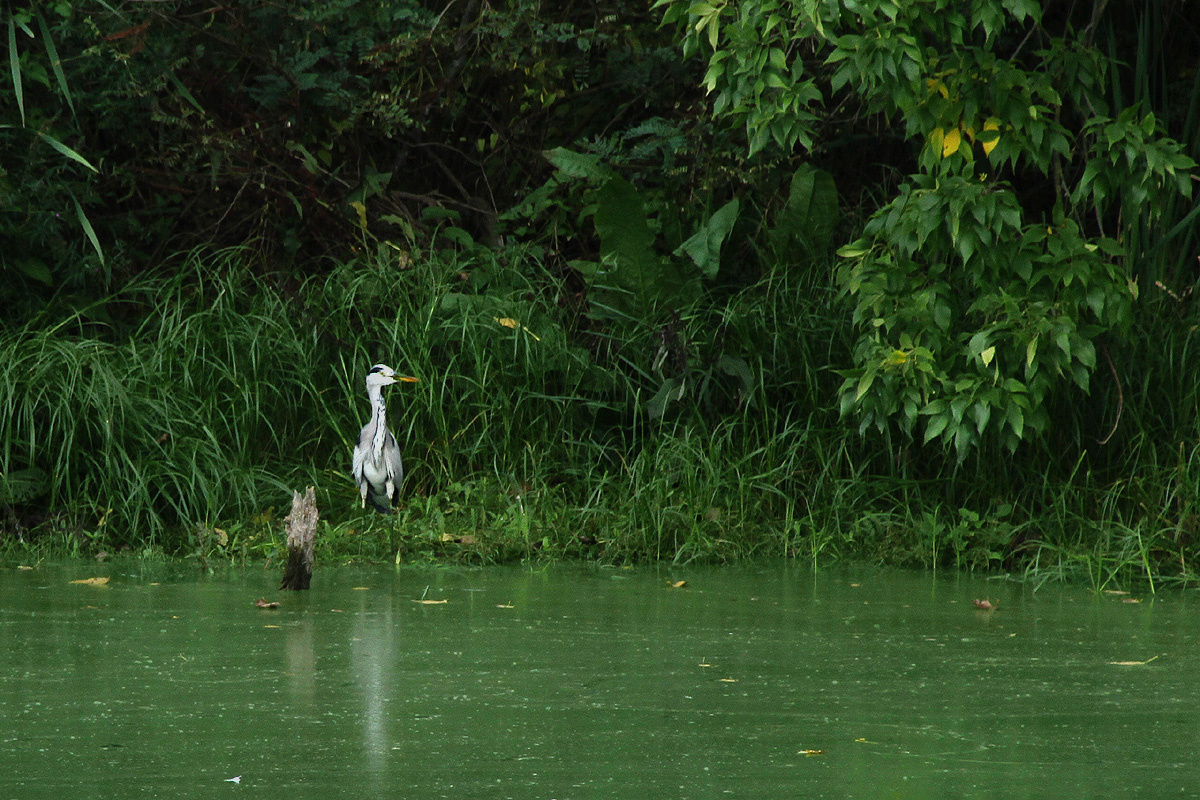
[{"xmin": 398, "ymin": 376, "xmax": 419, "ymax": 383}]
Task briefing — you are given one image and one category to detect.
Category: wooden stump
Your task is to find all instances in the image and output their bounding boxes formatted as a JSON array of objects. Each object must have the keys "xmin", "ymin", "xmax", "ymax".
[{"xmin": 279, "ymin": 486, "xmax": 318, "ymax": 590}]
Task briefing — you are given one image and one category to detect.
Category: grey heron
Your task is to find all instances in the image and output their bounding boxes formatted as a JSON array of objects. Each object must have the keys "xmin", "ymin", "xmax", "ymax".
[{"xmin": 351, "ymin": 364, "xmax": 418, "ymax": 513}]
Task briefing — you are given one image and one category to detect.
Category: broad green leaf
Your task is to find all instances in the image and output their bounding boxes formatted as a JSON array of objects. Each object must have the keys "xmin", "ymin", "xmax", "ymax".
[
  {"xmin": 675, "ymin": 198, "xmax": 739, "ymax": 279},
  {"xmin": 923, "ymin": 411, "xmax": 950, "ymax": 443},
  {"xmin": 1007, "ymin": 404, "xmax": 1025, "ymax": 440},
  {"xmin": 972, "ymin": 401, "xmax": 991, "ymax": 431},
  {"xmin": 544, "ymin": 147, "xmax": 609, "ymax": 181},
  {"xmin": 716, "ymin": 354, "xmax": 755, "ymax": 395},
  {"xmin": 954, "ymin": 424, "xmax": 972, "ymax": 459},
  {"xmin": 14, "ymin": 257, "xmax": 53, "ymax": 286},
  {"xmin": 855, "ymin": 370, "xmax": 875, "ymax": 402},
  {"xmin": 706, "ymin": 14, "xmax": 720, "ymax": 48},
  {"xmin": 773, "ymin": 164, "xmax": 839, "ymax": 256}
]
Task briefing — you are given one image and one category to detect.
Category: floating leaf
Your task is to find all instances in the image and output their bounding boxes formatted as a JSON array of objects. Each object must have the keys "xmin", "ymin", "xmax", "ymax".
[
  {"xmin": 254, "ymin": 598, "xmax": 280, "ymax": 609},
  {"xmin": 667, "ymin": 580, "xmax": 688, "ymax": 588},
  {"xmin": 972, "ymin": 598, "xmax": 996, "ymax": 610},
  {"xmin": 70, "ymin": 577, "xmax": 109, "ymax": 586},
  {"xmin": 1108, "ymin": 655, "xmax": 1160, "ymax": 666},
  {"xmin": 799, "ymin": 749, "xmax": 825, "ymax": 757},
  {"xmin": 495, "ymin": 603, "xmax": 514, "ymax": 609},
  {"xmin": 719, "ymin": 677, "xmax": 738, "ymax": 683},
  {"xmin": 413, "ymin": 599, "xmax": 448, "ymax": 605}
]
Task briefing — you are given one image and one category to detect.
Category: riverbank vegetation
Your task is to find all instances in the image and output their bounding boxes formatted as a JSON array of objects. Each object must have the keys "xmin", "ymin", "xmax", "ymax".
[{"xmin": 3, "ymin": 1, "xmax": 1199, "ymax": 590}]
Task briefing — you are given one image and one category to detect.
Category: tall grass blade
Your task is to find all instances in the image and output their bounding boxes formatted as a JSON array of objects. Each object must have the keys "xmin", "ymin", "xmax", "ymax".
[
  {"xmin": 8, "ymin": 18, "xmax": 23, "ymax": 127},
  {"xmin": 71, "ymin": 193, "xmax": 105, "ymax": 267},
  {"xmin": 35, "ymin": 10, "xmax": 73, "ymax": 116},
  {"xmin": 39, "ymin": 132, "xmax": 97, "ymax": 172}
]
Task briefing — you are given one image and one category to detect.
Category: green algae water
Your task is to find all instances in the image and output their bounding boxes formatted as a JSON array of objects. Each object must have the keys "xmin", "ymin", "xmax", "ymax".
[{"xmin": 1, "ymin": 563, "xmax": 1197, "ymax": 799}]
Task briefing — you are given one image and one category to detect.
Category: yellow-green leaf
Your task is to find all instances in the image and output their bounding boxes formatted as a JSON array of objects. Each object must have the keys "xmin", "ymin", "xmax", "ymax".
[
  {"xmin": 981, "ymin": 117, "xmax": 1001, "ymax": 156},
  {"xmin": 942, "ymin": 127, "xmax": 962, "ymax": 158}
]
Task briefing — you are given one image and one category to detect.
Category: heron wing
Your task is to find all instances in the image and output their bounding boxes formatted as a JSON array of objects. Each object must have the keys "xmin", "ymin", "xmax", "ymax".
[
  {"xmin": 383, "ymin": 430, "xmax": 404, "ymax": 505},
  {"xmin": 351, "ymin": 422, "xmax": 373, "ymax": 488}
]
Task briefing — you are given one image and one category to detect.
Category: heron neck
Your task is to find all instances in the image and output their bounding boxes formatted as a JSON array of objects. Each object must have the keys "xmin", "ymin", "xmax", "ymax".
[{"xmin": 369, "ymin": 384, "xmax": 388, "ymax": 458}]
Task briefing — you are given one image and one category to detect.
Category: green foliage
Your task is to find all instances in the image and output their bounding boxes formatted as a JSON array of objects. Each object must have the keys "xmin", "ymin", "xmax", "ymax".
[
  {"xmin": 4, "ymin": 2, "xmax": 1200, "ymax": 591},
  {"xmin": 1, "ymin": 3, "xmax": 104, "ymax": 305},
  {"xmin": 0, "ymin": 0, "xmax": 700, "ymax": 313},
  {"xmin": 658, "ymin": 0, "xmax": 1197, "ymax": 458}
]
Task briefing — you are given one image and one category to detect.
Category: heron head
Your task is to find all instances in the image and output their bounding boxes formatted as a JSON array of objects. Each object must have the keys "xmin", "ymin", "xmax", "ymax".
[{"xmin": 366, "ymin": 364, "xmax": 419, "ymax": 389}]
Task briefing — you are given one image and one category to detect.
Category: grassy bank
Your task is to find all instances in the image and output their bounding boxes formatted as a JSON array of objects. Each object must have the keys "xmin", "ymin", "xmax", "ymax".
[{"xmin": 2, "ymin": 246, "xmax": 1198, "ymax": 591}]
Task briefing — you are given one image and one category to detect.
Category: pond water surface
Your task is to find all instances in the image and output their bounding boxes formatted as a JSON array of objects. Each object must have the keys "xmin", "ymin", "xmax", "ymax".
[{"xmin": 1, "ymin": 562, "xmax": 1196, "ymax": 799}]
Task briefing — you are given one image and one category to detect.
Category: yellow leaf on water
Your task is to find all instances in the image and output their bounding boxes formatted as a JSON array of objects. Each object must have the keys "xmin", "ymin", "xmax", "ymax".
[
  {"xmin": 719, "ymin": 677, "xmax": 738, "ymax": 683},
  {"xmin": 496, "ymin": 604, "xmax": 515, "ymax": 609},
  {"xmin": 352, "ymin": 586, "xmax": 370, "ymax": 591},
  {"xmin": 667, "ymin": 580, "xmax": 688, "ymax": 588},
  {"xmin": 413, "ymin": 599, "xmax": 448, "ymax": 605},
  {"xmin": 799, "ymin": 749, "xmax": 825, "ymax": 757},
  {"xmin": 70, "ymin": 577, "xmax": 109, "ymax": 586},
  {"xmin": 17, "ymin": 565, "xmax": 34, "ymax": 571}
]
